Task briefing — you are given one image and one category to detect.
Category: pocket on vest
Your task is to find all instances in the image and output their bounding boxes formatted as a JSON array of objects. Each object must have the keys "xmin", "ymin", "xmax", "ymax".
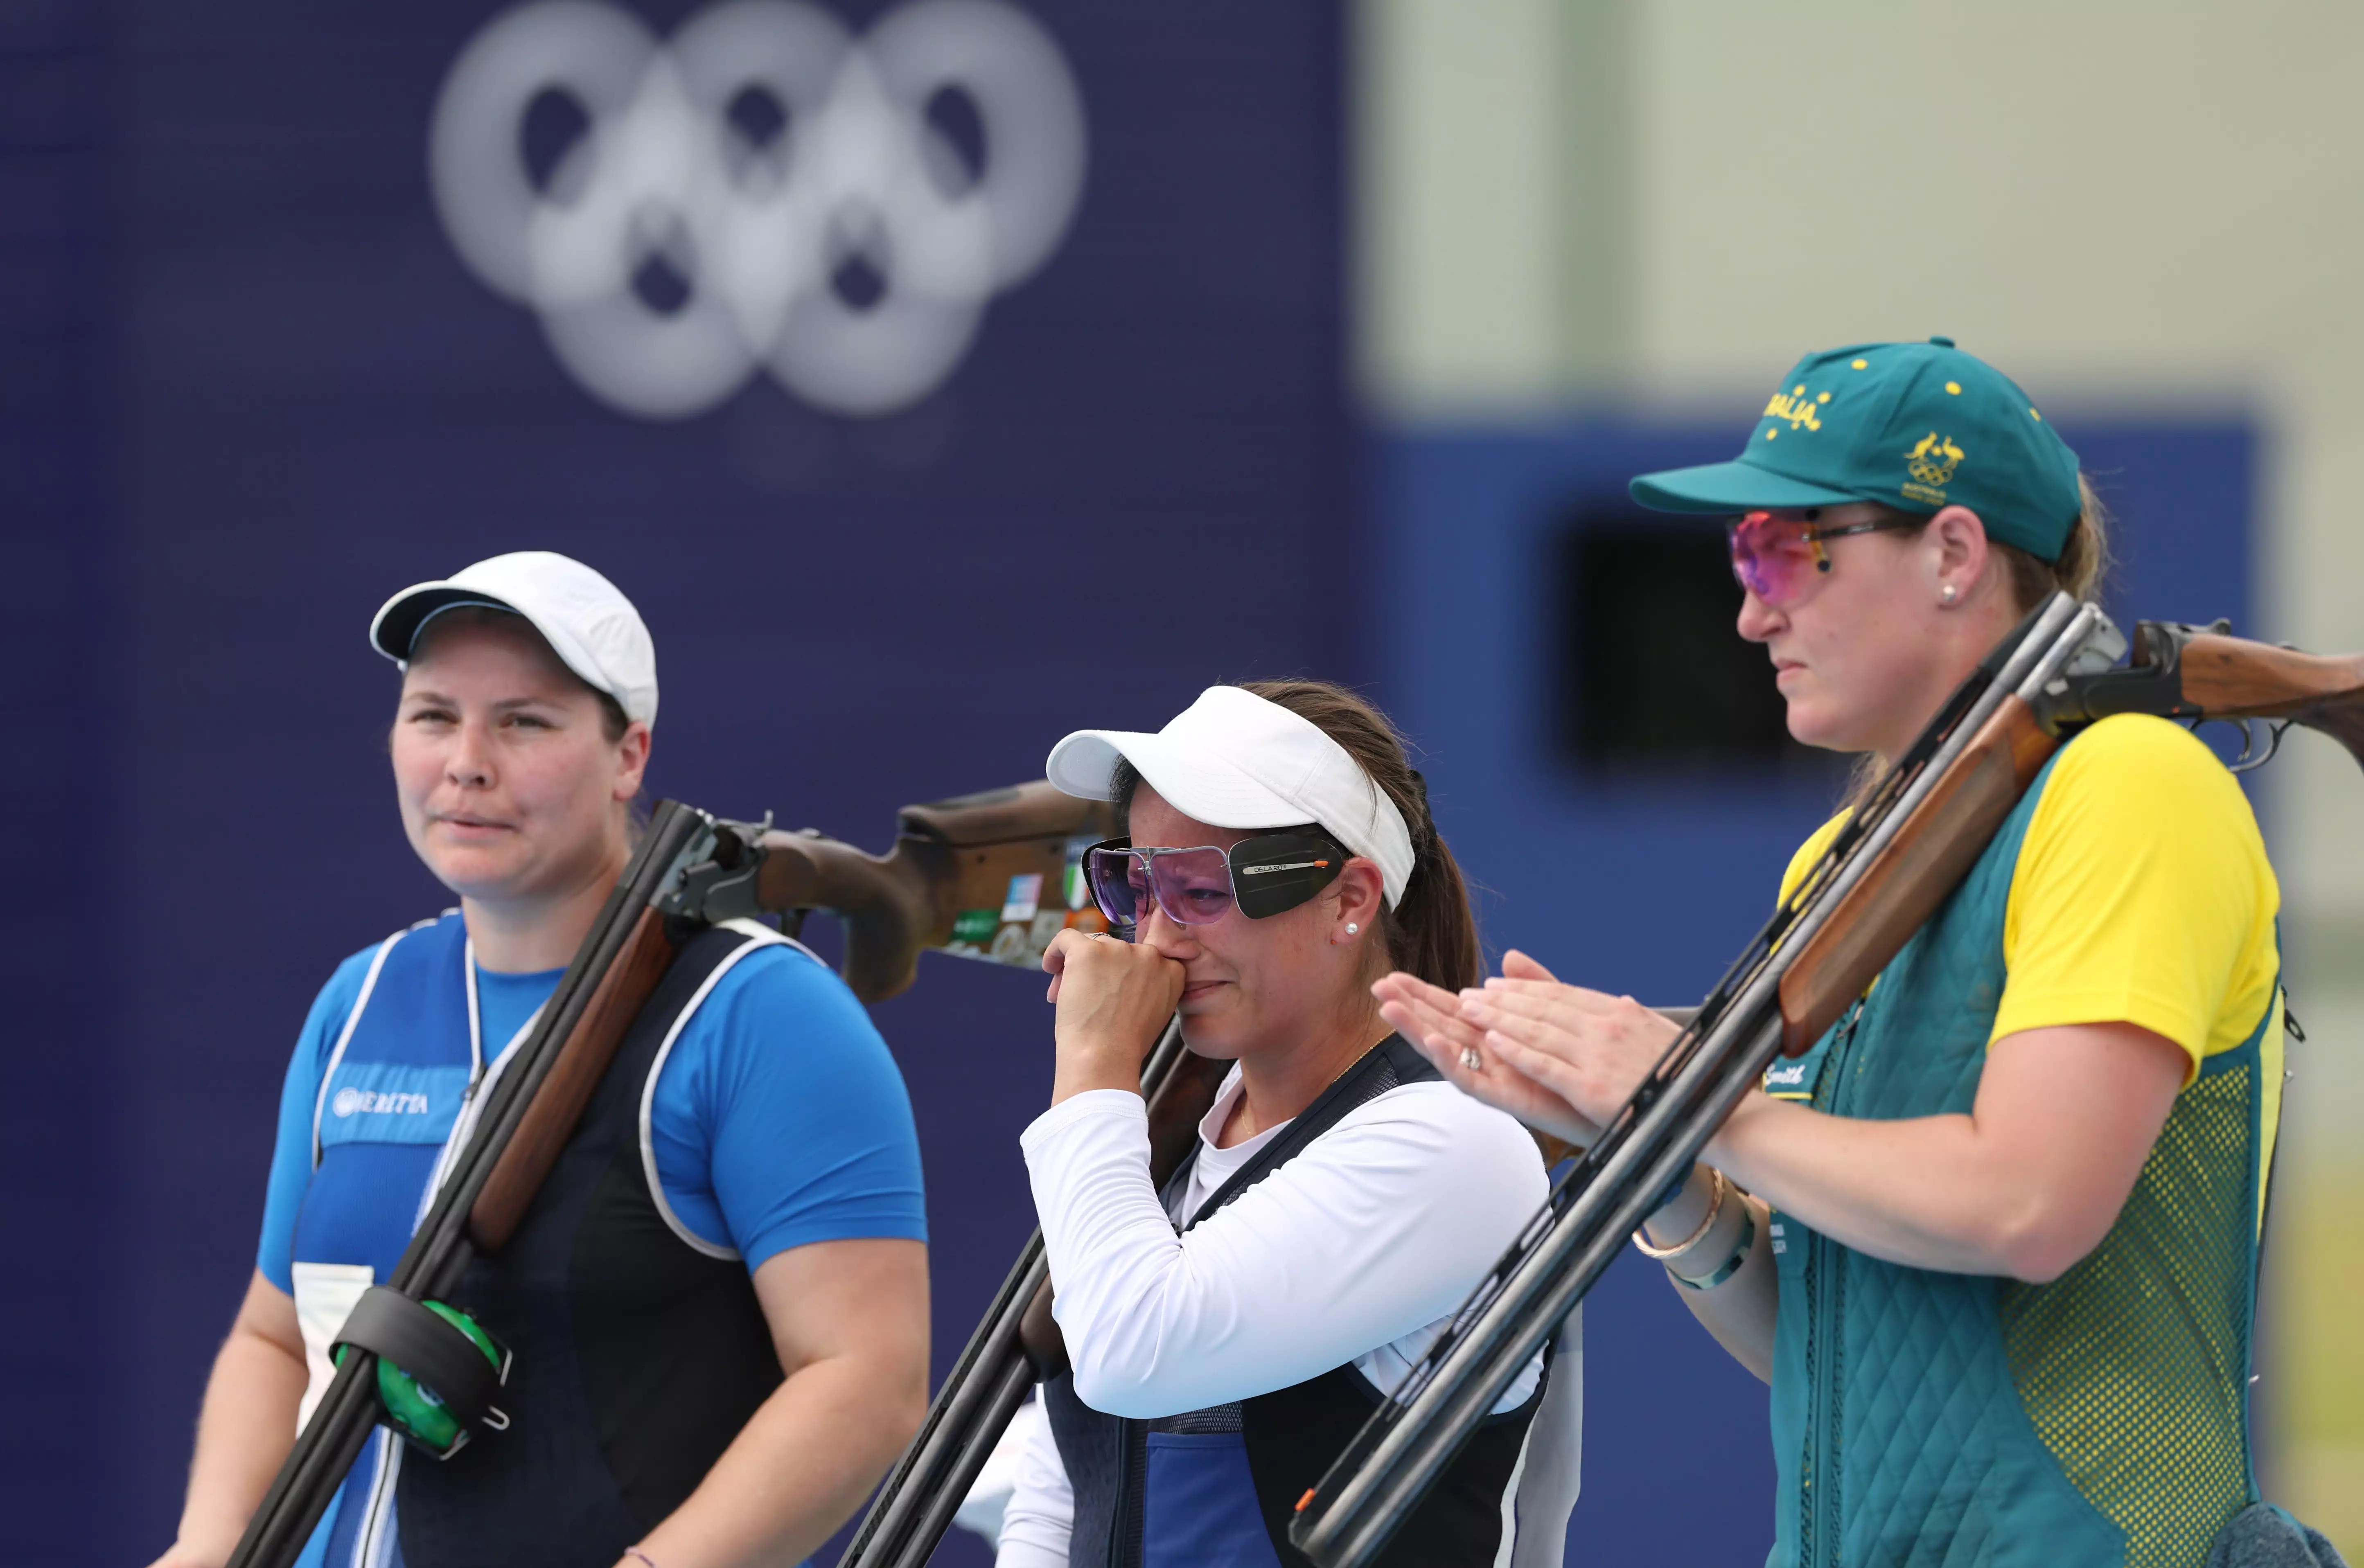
[{"xmin": 1143, "ymin": 1431, "xmax": 1283, "ymax": 1568}]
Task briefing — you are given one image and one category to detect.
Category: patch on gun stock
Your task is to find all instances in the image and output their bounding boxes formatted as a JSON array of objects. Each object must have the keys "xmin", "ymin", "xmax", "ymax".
[{"xmin": 939, "ymin": 834, "xmax": 1110, "ymax": 969}]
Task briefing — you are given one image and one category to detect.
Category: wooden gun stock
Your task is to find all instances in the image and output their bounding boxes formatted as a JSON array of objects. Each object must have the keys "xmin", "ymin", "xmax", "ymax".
[
  {"xmin": 2176, "ymin": 633, "xmax": 2364, "ymax": 768},
  {"xmin": 753, "ymin": 781, "xmax": 1118, "ymax": 1003},
  {"xmin": 1775, "ymin": 696, "xmax": 2057, "ymax": 1055},
  {"xmin": 470, "ymin": 908, "xmax": 679, "ymax": 1250},
  {"xmin": 756, "ymin": 832, "xmax": 934, "ymax": 1002}
]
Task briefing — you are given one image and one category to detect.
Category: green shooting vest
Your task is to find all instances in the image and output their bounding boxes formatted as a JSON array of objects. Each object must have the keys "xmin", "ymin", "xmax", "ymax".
[{"xmin": 1766, "ymin": 745, "xmax": 2276, "ymax": 1568}]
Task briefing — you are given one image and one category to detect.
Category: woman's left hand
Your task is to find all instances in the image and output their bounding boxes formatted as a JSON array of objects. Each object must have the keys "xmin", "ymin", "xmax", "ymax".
[{"xmin": 1455, "ymin": 950, "xmax": 1682, "ymax": 1131}]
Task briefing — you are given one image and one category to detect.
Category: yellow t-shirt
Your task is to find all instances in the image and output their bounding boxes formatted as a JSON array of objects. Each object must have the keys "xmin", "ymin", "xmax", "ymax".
[{"xmin": 1779, "ymin": 713, "xmax": 2281, "ymax": 1079}]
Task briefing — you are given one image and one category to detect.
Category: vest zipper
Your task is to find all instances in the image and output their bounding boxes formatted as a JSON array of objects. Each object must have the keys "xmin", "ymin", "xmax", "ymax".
[{"xmin": 1803, "ymin": 1002, "xmax": 1865, "ymax": 1568}]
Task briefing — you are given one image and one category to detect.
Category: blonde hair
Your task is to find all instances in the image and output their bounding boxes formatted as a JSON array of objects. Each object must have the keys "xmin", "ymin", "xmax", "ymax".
[{"xmin": 1835, "ymin": 474, "xmax": 2112, "ymax": 807}]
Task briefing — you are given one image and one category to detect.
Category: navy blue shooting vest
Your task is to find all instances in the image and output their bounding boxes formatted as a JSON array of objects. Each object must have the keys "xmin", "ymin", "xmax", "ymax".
[
  {"xmin": 288, "ymin": 913, "xmax": 795, "ymax": 1568},
  {"xmin": 1044, "ymin": 1034, "xmax": 1549, "ymax": 1568}
]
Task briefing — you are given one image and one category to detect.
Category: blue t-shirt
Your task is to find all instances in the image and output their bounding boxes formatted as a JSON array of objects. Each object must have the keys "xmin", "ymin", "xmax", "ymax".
[{"xmin": 257, "ymin": 932, "xmax": 927, "ymax": 1289}]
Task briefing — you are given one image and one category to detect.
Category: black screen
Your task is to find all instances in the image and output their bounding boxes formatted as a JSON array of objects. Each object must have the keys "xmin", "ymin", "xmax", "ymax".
[{"xmin": 1554, "ymin": 507, "xmax": 1836, "ymax": 775}]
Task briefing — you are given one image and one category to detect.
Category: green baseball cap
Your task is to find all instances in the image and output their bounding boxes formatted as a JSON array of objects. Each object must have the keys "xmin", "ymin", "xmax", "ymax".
[{"xmin": 1629, "ymin": 337, "xmax": 2084, "ymax": 561}]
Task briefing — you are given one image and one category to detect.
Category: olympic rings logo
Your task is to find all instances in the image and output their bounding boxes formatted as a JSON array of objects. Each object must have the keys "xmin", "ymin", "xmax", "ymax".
[{"xmin": 429, "ymin": 0, "xmax": 1087, "ymax": 420}]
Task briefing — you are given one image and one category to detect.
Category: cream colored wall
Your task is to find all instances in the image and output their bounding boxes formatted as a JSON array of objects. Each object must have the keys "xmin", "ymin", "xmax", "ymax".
[
  {"xmin": 1359, "ymin": 0, "xmax": 2364, "ymax": 1541},
  {"xmin": 1357, "ymin": 0, "xmax": 1629, "ymax": 408},
  {"xmin": 1358, "ymin": 0, "xmax": 1571, "ymax": 410}
]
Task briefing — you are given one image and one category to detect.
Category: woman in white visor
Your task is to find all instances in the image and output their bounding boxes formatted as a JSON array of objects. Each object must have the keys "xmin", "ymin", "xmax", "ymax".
[
  {"xmin": 993, "ymin": 681, "xmax": 1581, "ymax": 1568},
  {"xmin": 153, "ymin": 553, "xmax": 930, "ymax": 1568}
]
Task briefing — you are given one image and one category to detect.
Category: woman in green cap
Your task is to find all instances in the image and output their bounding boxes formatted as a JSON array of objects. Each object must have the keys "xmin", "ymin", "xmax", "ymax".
[{"xmin": 1376, "ymin": 338, "xmax": 2296, "ymax": 1567}]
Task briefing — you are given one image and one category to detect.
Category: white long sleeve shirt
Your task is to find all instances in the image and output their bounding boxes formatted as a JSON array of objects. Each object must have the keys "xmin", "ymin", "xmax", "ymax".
[{"xmin": 991, "ymin": 1064, "xmax": 1582, "ymax": 1568}]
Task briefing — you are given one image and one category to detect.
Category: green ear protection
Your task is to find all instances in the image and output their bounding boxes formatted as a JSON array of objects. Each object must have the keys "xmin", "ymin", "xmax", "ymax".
[{"xmin": 331, "ymin": 1291, "xmax": 511, "ymax": 1460}]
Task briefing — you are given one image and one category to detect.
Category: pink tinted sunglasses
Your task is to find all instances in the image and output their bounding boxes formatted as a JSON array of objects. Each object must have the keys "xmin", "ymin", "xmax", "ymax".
[{"xmin": 1726, "ymin": 510, "xmax": 1920, "ymax": 605}]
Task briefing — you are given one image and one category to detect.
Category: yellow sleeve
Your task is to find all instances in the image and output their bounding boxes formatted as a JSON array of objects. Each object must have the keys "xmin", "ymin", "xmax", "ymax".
[
  {"xmin": 1778, "ymin": 811, "xmax": 1852, "ymax": 911},
  {"xmin": 1992, "ymin": 714, "xmax": 2282, "ymax": 1081}
]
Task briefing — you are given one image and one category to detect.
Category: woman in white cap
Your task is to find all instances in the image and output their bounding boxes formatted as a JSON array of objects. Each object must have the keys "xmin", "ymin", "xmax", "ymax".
[
  {"xmin": 1379, "ymin": 340, "xmax": 2310, "ymax": 1567},
  {"xmin": 990, "ymin": 680, "xmax": 1581, "ymax": 1568},
  {"xmin": 151, "ymin": 553, "xmax": 931, "ymax": 1568}
]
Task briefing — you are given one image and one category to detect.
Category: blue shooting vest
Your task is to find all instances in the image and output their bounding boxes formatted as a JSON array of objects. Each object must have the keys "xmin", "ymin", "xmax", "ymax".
[
  {"xmin": 286, "ymin": 913, "xmax": 796, "ymax": 1568},
  {"xmin": 1766, "ymin": 746, "xmax": 2275, "ymax": 1568}
]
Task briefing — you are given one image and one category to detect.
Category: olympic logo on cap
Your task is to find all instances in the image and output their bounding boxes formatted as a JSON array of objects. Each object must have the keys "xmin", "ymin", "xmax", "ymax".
[{"xmin": 429, "ymin": 0, "xmax": 1087, "ymax": 420}]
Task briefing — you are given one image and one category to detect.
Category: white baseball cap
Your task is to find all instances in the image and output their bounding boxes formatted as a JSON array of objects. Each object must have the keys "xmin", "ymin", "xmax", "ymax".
[
  {"xmin": 369, "ymin": 551, "xmax": 659, "ymax": 726},
  {"xmin": 1046, "ymin": 686, "xmax": 1417, "ymax": 906}
]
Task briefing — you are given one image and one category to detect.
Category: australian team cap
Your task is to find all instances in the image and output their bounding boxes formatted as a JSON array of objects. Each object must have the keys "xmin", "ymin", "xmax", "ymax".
[
  {"xmin": 1045, "ymin": 685, "xmax": 1418, "ymax": 908},
  {"xmin": 1628, "ymin": 337, "xmax": 2086, "ymax": 562},
  {"xmin": 368, "ymin": 550, "xmax": 659, "ymax": 726}
]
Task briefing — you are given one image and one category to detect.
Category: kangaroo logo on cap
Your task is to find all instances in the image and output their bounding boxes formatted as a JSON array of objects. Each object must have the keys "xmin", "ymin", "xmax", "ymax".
[{"xmin": 1904, "ymin": 430, "xmax": 1965, "ymax": 500}]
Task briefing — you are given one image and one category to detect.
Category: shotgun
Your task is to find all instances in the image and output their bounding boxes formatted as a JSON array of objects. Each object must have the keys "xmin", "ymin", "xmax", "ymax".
[
  {"xmin": 228, "ymin": 782, "xmax": 1114, "ymax": 1568},
  {"xmin": 1287, "ymin": 600, "xmax": 2364, "ymax": 1568}
]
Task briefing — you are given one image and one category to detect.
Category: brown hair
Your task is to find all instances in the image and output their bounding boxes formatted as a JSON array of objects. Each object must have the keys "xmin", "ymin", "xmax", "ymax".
[
  {"xmin": 1993, "ymin": 473, "xmax": 2112, "ymax": 612},
  {"xmin": 1112, "ymin": 680, "xmax": 1482, "ymax": 991}
]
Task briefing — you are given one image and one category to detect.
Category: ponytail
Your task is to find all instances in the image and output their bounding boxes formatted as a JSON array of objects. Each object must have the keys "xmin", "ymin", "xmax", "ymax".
[{"xmin": 1237, "ymin": 681, "xmax": 1481, "ymax": 991}]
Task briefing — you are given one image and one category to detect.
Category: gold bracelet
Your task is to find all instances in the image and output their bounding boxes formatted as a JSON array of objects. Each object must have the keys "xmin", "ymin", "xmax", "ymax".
[{"xmin": 1632, "ymin": 1167, "xmax": 1726, "ymax": 1260}]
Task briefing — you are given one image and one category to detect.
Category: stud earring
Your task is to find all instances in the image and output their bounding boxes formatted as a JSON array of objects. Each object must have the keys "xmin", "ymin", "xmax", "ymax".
[
  {"xmin": 1345, "ymin": 923, "xmax": 1360, "ymax": 936},
  {"xmin": 1941, "ymin": 583, "xmax": 1958, "ymax": 604}
]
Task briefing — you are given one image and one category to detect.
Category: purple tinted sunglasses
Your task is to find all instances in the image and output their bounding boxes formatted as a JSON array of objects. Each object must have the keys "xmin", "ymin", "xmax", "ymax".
[{"xmin": 1083, "ymin": 833, "xmax": 1345, "ymax": 935}]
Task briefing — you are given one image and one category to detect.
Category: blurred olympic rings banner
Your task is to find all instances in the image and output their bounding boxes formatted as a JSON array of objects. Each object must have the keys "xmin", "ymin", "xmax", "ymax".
[
  {"xmin": 47, "ymin": 3, "xmax": 1352, "ymax": 1559},
  {"xmin": 428, "ymin": 0, "xmax": 1089, "ymax": 419}
]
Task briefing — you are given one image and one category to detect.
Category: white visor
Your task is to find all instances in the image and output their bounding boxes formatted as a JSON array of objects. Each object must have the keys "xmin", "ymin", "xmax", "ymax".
[{"xmin": 1045, "ymin": 686, "xmax": 1417, "ymax": 907}]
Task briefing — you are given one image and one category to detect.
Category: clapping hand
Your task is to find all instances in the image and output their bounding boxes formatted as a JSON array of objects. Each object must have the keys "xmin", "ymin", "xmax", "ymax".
[{"xmin": 1374, "ymin": 950, "xmax": 1681, "ymax": 1148}]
